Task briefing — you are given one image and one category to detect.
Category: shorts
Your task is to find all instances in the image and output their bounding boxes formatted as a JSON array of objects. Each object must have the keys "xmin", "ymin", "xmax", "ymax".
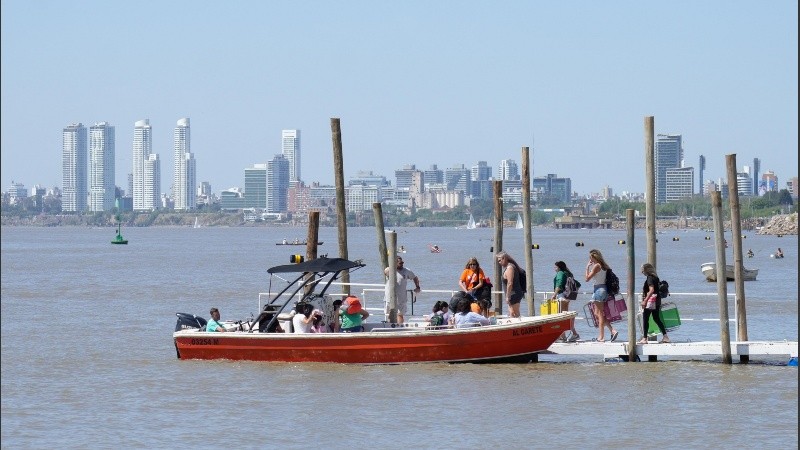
[
  {"xmin": 555, "ymin": 293, "xmax": 566, "ymax": 300},
  {"xmin": 592, "ymin": 285, "xmax": 608, "ymax": 302},
  {"xmin": 385, "ymin": 294, "xmax": 408, "ymax": 315},
  {"xmin": 508, "ymin": 292, "xmax": 523, "ymax": 306}
]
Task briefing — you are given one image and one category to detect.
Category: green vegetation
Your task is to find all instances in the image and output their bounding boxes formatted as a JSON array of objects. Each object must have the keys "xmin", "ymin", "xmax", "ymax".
[{"xmin": 598, "ymin": 190, "xmax": 797, "ymax": 219}]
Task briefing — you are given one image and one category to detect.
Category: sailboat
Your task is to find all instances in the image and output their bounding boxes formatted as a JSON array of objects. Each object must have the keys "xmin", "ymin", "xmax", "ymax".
[
  {"xmin": 515, "ymin": 213, "xmax": 523, "ymax": 229},
  {"xmin": 466, "ymin": 214, "xmax": 477, "ymax": 230}
]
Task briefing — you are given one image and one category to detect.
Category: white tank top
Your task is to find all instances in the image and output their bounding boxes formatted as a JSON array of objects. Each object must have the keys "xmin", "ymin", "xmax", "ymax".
[{"xmin": 593, "ymin": 267, "xmax": 607, "ymax": 285}]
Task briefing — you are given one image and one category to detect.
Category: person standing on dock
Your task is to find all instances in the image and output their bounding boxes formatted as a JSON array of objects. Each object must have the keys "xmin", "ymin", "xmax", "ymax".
[
  {"xmin": 585, "ymin": 249, "xmax": 619, "ymax": 342},
  {"xmin": 639, "ymin": 263, "xmax": 670, "ymax": 344},
  {"xmin": 552, "ymin": 261, "xmax": 580, "ymax": 342},
  {"xmin": 496, "ymin": 251, "xmax": 523, "ymax": 318},
  {"xmin": 384, "ymin": 256, "xmax": 421, "ymax": 324}
]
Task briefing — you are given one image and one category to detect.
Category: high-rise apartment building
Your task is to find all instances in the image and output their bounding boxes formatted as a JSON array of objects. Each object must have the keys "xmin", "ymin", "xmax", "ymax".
[
  {"xmin": 736, "ymin": 171, "xmax": 753, "ymax": 197},
  {"xmin": 752, "ymin": 158, "xmax": 761, "ymax": 196},
  {"xmin": 143, "ymin": 154, "xmax": 161, "ymax": 210},
  {"xmin": 132, "ymin": 119, "xmax": 160, "ymax": 211},
  {"xmin": 470, "ymin": 161, "xmax": 492, "ymax": 198},
  {"xmin": 445, "ymin": 164, "xmax": 471, "ymax": 194},
  {"xmin": 245, "ymin": 164, "xmax": 267, "ymax": 209},
  {"xmin": 760, "ymin": 170, "xmax": 778, "ymax": 195},
  {"xmin": 655, "ymin": 134, "xmax": 683, "ymax": 204},
  {"xmin": 499, "ymin": 159, "xmax": 520, "ymax": 181},
  {"xmin": 88, "ymin": 122, "xmax": 115, "ymax": 212},
  {"xmin": 62, "ymin": 123, "xmax": 87, "ymax": 212},
  {"xmin": 665, "ymin": 167, "xmax": 694, "ymax": 202},
  {"xmin": 267, "ymin": 154, "xmax": 290, "ymax": 213},
  {"xmin": 282, "ymin": 129, "xmax": 301, "ymax": 183},
  {"xmin": 173, "ymin": 118, "xmax": 196, "ymax": 210},
  {"xmin": 698, "ymin": 155, "xmax": 706, "ymax": 196},
  {"xmin": 422, "ymin": 165, "xmax": 443, "ymax": 187},
  {"xmin": 532, "ymin": 174, "xmax": 572, "ymax": 204}
]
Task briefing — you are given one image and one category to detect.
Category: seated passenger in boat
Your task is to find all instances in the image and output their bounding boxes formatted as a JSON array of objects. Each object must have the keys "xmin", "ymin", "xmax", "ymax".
[
  {"xmin": 430, "ymin": 301, "xmax": 452, "ymax": 328},
  {"xmin": 340, "ymin": 296, "xmax": 369, "ymax": 332},
  {"xmin": 329, "ymin": 299, "xmax": 343, "ymax": 332},
  {"xmin": 453, "ymin": 296, "xmax": 490, "ymax": 328},
  {"xmin": 206, "ymin": 307, "xmax": 227, "ymax": 332},
  {"xmin": 293, "ymin": 303, "xmax": 316, "ymax": 333}
]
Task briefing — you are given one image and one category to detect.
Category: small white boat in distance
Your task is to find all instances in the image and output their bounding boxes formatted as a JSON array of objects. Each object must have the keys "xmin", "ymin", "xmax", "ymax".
[
  {"xmin": 466, "ymin": 214, "xmax": 477, "ymax": 230},
  {"xmin": 700, "ymin": 262, "xmax": 758, "ymax": 282}
]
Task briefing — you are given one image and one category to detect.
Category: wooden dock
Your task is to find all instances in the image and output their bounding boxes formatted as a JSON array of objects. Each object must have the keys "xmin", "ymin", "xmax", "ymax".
[{"xmin": 545, "ymin": 340, "xmax": 798, "ymax": 362}]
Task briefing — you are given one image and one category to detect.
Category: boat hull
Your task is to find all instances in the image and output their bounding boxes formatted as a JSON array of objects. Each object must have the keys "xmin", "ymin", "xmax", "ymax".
[
  {"xmin": 174, "ymin": 312, "xmax": 575, "ymax": 364},
  {"xmin": 700, "ymin": 262, "xmax": 758, "ymax": 281}
]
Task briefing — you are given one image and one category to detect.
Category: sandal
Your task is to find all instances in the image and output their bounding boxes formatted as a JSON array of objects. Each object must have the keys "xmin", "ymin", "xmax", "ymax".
[
  {"xmin": 660, "ymin": 337, "xmax": 671, "ymax": 344},
  {"xmin": 637, "ymin": 338, "xmax": 648, "ymax": 344},
  {"xmin": 610, "ymin": 330, "xmax": 619, "ymax": 342}
]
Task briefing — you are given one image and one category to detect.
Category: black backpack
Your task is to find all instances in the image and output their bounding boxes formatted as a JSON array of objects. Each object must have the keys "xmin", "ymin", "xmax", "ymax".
[
  {"xmin": 605, "ymin": 268, "xmax": 620, "ymax": 295},
  {"xmin": 563, "ymin": 275, "xmax": 580, "ymax": 300},
  {"xmin": 517, "ymin": 268, "xmax": 528, "ymax": 294},
  {"xmin": 658, "ymin": 280, "xmax": 670, "ymax": 298}
]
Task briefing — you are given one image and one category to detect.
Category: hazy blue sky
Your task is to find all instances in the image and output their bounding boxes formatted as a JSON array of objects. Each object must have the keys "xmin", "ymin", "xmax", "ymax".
[{"xmin": 2, "ymin": 1, "xmax": 797, "ymax": 196}]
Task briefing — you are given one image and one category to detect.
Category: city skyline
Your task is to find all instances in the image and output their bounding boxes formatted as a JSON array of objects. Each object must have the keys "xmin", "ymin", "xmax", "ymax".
[{"xmin": 2, "ymin": 2, "xmax": 797, "ymax": 195}]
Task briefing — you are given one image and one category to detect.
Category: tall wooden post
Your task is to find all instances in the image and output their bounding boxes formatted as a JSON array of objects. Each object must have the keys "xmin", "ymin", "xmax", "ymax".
[
  {"xmin": 626, "ymin": 208, "xmax": 637, "ymax": 361},
  {"xmin": 373, "ymin": 203, "xmax": 389, "ymax": 273},
  {"xmin": 521, "ymin": 146, "xmax": 534, "ymax": 316},
  {"xmin": 386, "ymin": 231, "xmax": 397, "ymax": 324},
  {"xmin": 304, "ymin": 212, "xmax": 320, "ymax": 296},
  {"xmin": 492, "ymin": 180, "xmax": 504, "ymax": 316},
  {"xmin": 644, "ymin": 116, "xmax": 657, "ymax": 269},
  {"xmin": 331, "ymin": 118, "xmax": 350, "ymax": 294},
  {"xmin": 306, "ymin": 212, "xmax": 320, "ymax": 261},
  {"xmin": 726, "ymin": 154, "xmax": 748, "ymax": 363},
  {"xmin": 711, "ymin": 191, "xmax": 733, "ymax": 364}
]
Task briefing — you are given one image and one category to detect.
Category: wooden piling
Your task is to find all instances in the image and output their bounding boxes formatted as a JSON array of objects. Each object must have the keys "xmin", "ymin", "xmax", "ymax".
[
  {"xmin": 331, "ymin": 118, "xmax": 350, "ymax": 294},
  {"xmin": 711, "ymin": 191, "xmax": 733, "ymax": 364},
  {"xmin": 644, "ymin": 116, "xmax": 656, "ymax": 270},
  {"xmin": 626, "ymin": 208, "xmax": 637, "ymax": 361},
  {"xmin": 303, "ymin": 211, "xmax": 321, "ymax": 296},
  {"xmin": 373, "ymin": 202, "xmax": 389, "ymax": 273},
  {"xmin": 386, "ymin": 231, "xmax": 397, "ymax": 324},
  {"xmin": 492, "ymin": 180, "xmax": 503, "ymax": 316},
  {"xmin": 725, "ymin": 154, "xmax": 749, "ymax": 363},
  {"xmin": 521, "ymin": 146, "xmax": 534, "ymax": 316}
]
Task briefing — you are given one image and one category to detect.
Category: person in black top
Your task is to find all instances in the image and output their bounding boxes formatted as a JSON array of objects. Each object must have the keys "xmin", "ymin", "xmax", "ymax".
[{"xmin": 639, "ymin": 263, "xmax": 670, "ymax": 344}]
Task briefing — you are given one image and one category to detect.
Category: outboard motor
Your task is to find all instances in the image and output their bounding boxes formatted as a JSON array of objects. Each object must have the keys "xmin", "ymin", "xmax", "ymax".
[{"xmin": 175, "ymin": 312, "xmax": 207, "ymax": 332}]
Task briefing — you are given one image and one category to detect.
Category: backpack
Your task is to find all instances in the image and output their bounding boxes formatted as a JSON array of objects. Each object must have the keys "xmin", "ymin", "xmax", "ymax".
[
  {"xmin": 429, "ymin": 314, "xmax": 444, "ymax": 328},
  {"xmin": 517, "ymin": 268, "xmax": 528, "ymax": 294},
  {"xmin": 563, "ymin": 275, "xmax": 580, "ymax": 300},
  {"xmin": 658, "ymin": 280, "xmax": 670, "ymax": 298},
  {"xmin": 605, "ymin": 268, "xmax": 620, "ymax": 295}
]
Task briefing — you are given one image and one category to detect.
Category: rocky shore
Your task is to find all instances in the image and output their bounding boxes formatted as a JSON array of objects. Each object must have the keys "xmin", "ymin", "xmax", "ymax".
[{"xmin": 756, "ymin": 213, "xmax": 798, "ymax": 236}]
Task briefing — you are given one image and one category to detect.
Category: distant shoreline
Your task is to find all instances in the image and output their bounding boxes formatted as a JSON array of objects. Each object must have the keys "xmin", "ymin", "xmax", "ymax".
[{"xmin": 2, "ymin": 213, "xmax": 795, "ymax": 235}]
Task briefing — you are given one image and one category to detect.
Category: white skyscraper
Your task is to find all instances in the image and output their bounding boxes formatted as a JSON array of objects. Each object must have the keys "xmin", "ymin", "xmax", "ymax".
[
  {"xmin": 173, "ymin": 118, "xmax": 196, "ymax": 210},
  {"xmin": 133, "ymin": 119, "xmax": 155, "ymax": 210},
  {"xmin": 282, "ymin": 129, "xmax": 301, "ymax": 183},
  {"xmin": 62, "ymin": 123, "xmax": 87, "ymax": 212},
  {"xmin": 144, "ymin": 154, "xmax": 161, "ymax": 210},
  {"xmin": 499, "ymin": 159, "xmax": 520, "ymax": 181},
  {"xmin": 88, "ymin": 122, "xmax": 115, "ymax": 212}
]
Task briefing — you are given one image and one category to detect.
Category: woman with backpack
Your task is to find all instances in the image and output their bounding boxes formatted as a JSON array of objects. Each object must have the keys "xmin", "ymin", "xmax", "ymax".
[
  {"xmin": 496, "ymin": 251, "xmax": 524, "ymax": 318},
  {"xmin": 585, "ymin": 249, "xmax": 619, "ymax": 342},
  {"xmin": 639, "ymin": 263, "xmax": 670, "ymax": 344},
  {"xmin": 552, "ymin": 261, "xmax": 581, "ymax": 342}
]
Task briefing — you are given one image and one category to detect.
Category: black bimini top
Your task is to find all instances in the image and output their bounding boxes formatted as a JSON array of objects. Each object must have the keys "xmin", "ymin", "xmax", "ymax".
[{"xmin": 267, "ymin": 257, "xmax": 363, "ymax": 274}]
